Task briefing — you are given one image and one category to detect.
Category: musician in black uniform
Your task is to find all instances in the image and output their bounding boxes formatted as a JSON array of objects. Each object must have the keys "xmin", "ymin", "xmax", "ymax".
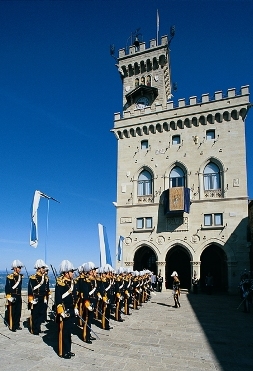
[
  {"xmin": 55, "ymin": 260, "xmax": 78, "ymax": 359},
  {"xmin": 80, "ymin": 262, "xmax": 97, "ymax": 344},
  {"xmin": 115, "ymin": 267, "xmax": 125, "ymax": 321},
  {"xmin": 123, "ymin": 269, "xmax": 132, "ymax": 315},
  {"xmin": 5, "ymin": 259, "xmax": 24, "ymax": 332},
  {"xmin": 28, "ymin": 259, "xmax": 49, "ymax": 335},
  {"xmin": 171, "ymin": 271, "xmax": 181, "ymax": 308}
]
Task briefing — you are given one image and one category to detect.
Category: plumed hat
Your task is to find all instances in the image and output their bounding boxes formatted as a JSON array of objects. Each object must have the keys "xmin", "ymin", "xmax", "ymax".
[
  {"xmin": 34, "ymin": 259, "xmax": 46, "ymax": 269},
  {"xmin": 83, "ymin": 261, "xmax": 96, "ymax": 272},
  {"xmin": 59, "ymin": 260, "xmax": 76, "ymax": 274},
  {"xmin": 103, "ymin": 264, "xmax": 114, "ymax": 273},
  {"xmin": 11, "ymin": 260, "xmax": 24, "ymax": 269},
  {"xmin": 171, "ymin": 271, "xmax": 178, "ymax": 277}
]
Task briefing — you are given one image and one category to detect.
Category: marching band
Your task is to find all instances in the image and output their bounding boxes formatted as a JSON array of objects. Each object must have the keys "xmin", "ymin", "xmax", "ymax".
[{"xmin": 4, "ymin": 258, "xmax": 156, "ymax": 359}]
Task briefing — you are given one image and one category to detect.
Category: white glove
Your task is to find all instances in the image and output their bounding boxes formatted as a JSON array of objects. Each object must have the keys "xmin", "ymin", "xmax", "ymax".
[
  {"xmin": 87, "ymin": 305, "xmax": 94, "ymax": 312},
  {"xmin": 74, "ymin": 308, "xmax": 79, "ymax": 316},
  {"xmin": 8, "ymin": 297, "xmax": 15, "ymax": 303},
  {"xmin": 48, "ymin": 294, "xmax": 52, "ymax": 300},
  {"xmin": 60, "ymin": 312, "xmax": 66, "ymax": 318},
  {"xmin": 31, "ymin": 298, "xmax": 38, "ymax": 305},
  {"xmin": 97, "ymin": 294, "xmax": 102, "ymax": 300},
  {"xmin": 44, "ymin": 298, "xmax": 47, "ymax": 303}
]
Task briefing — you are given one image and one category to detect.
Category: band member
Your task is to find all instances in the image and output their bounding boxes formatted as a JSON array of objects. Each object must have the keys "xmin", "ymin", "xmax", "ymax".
[
  {"xmin": 43, "ymin": 265, "xmax": 51, "ymax": 322},
  {"xmin": 115, "ymin": 267, "xmax": 124, "ymax": 321},
  {"xmin": 55, "ymin": 260, "xmax": 78, "ymax": 359},
  {"xmin": 28, "ymin": 259, "xmax": 49, "ymax": 335},
  {"xmin": 132, "ymin": 271, "xmax": 140, "ymax": 310},
  {"xmin": 80, "ymin": 262, "xmax": 97, "ymax": 343},
  {"xmin": 124, "ymin": 269, "xmax": 132, "ymax": 315},
  {"xmin": 76, "ymin": 265, "xmax": 85, "ymax": 327},
  {"xmin": 5, "ymin": 260, "xmax": 24, "ymax": 332},
  {"xmin": 171, "ymin": 271, "xmax": 181, "ymax": 308},
  {"xmin": 100, "ymin": 266, "xmax": 112, "ymax": 330}
]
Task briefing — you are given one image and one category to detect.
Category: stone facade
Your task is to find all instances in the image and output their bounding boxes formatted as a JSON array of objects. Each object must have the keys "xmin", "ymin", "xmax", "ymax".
[{"xmin": 112, "ymin": 35, "xmax": 251, "ymax": 293}]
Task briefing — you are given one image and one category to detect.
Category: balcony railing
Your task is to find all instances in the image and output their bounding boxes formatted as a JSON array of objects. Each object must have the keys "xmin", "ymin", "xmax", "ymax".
[
  {"xmin": 204, "ymin": 189, "xmax": 223, "ymax": 198},
  {"xmin": 137, "ymin": 195, "xmax": 154, "ymax": 203}
]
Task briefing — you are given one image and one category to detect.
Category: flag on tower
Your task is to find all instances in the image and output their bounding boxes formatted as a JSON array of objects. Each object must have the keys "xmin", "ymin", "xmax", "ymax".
[
  {"xmin": 157, "ymin": 9, "xmax": 160, "ymax": 44},
  {"xmin": 98, "ymin": 223, "xmax": 112, "ymax": 267},
  {"xmin": 117, "ymin": 235, "xmax": 125, "ymax": 262}
]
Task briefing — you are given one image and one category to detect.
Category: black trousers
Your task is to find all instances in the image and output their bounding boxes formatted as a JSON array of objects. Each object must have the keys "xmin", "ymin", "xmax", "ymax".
[
  {"xmin": 58, "ymin": 315, "xmax": 74, "ymax": 356},
  {"xmin": 5, "ymin": 296, "xmax": 22, "ymax": 331},
  {"xmin": 30, "ymin": 298, "xmax": 45, "ymax": 334}
]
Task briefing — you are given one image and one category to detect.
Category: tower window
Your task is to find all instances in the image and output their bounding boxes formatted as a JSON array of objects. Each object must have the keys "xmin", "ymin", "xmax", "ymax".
[
  {"xmin": 135, "ymin": 78, "xmax": 139, "ymax": 87},
  {"xmin": 169, "ymin": 166, "xmax": 185, "ymax": 188},
  {"xmin": 206, "ymin": 130, "xmax": 215, "ymax": 140},
  {"xmin": 136, "ymin": 217, "xmax": 153, "ymax": 229},
  {"xmin": 203, "ymin": 162, "xmax": 221, "ymax": 190},
  {"xmin": 204, "ymin": 213, "xmax": 223, "ymax": 226},
  {"xmin": 172, "ymin": 135, "xmax": 180, "ymax": 145},
  {"xmin": 141, "ymin": 140, "xmax": 148, "ymax": 149},
  {"xmin": 146, "ymin": 75, "xmax": 151, "ymax": 86},
  {"xmin": 137, "ymin": 170, "xmax": 152, "ymax": 196}
]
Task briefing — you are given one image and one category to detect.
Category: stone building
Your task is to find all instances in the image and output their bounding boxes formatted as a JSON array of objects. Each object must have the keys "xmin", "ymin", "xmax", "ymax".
[{"xmin": 111, "ymin": 34, "xmax": 251, "ymax": 293}]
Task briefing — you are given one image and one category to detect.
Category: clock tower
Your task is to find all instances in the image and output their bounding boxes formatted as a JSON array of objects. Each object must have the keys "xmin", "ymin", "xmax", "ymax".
[
  {"xmin": 116, "ymin": 35, "xmax": 172, "ymax": 111},
  {"xmin": 112, "ymin": 32, "xmax": 251, "ymax": 294}
]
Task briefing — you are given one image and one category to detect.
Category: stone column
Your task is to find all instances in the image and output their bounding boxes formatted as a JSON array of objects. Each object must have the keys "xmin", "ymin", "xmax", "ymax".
[
  {"xmin": 156, "ymin": 261, "xmax": 166, "ymax": 289},
  {"xmin": 190, "ymin": 261, "xmax": 201, "ymax": 291}
]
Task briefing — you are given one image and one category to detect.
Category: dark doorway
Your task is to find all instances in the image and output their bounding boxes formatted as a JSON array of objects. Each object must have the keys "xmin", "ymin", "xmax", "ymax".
[
  {"xmin": 166, "ymin": 245, "xmax": 191, "ymax": 289},
  {"xmin": 200, "ymin": 244, "xmax": 228, "ymax": 292},
  {"xmin": 133, "ymin": 246, "xmax": 157, "ymax": 274}
]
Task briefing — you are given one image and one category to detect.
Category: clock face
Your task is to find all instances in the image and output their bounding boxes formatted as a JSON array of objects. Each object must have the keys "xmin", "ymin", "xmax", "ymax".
[{"xmin": 136, "ymin": 96, "xmax": 149, "ymax": 109}]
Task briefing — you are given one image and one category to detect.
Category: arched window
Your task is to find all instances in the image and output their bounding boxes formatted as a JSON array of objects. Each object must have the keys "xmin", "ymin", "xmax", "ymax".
[
  {"xmin": 203, "ymin": 163, "xmax": 221, "ymax": 190},
  {"xmin": 135, "ymin": 78, "xmax": 139, "ymax": 87},
  {"xmin": 138, "ymin": 170, "xmax": 152, "ymax": 196},
  {"xmin": 169, "ymin": 166, "xmax": 185, "ymax": 187}
]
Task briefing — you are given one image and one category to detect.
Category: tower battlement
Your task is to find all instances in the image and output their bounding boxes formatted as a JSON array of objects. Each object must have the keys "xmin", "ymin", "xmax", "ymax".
[
  {"xmin": 114, "ymin": 85, "xmax": 250, "ymax": 122},
  {"xmin": 118, "ymin": 35, "xmax": 168, "ymax": 59}
]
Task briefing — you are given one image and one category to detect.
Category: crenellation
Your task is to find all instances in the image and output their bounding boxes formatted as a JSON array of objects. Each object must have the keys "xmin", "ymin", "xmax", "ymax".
[
  {"xmin": 116, "ymin": 85, "xmax": 250, "ymax": 121},
  {"xmin": 202, "ymin": 94, "xmax": 209, "ymax": 103},
  {"xmin": 150, "ymin": 39, "xmax": 157, "ymax": 48}
]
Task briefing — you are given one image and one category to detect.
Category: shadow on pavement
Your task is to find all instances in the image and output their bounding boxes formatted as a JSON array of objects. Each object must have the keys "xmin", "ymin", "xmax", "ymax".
[{"xmin": 187, "ymin": 292, "xmax": 253, "ymax": 371}]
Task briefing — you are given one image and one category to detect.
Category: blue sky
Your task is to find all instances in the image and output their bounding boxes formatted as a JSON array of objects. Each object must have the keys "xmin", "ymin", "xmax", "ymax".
[{"xmin": 0, "ymin": 0, "xmax": 252, "ymax": 271}]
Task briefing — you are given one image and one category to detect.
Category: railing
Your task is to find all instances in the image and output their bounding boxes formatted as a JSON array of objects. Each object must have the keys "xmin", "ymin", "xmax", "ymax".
[
  {"xmin": 204, "ymin": 189, "xmax": 223, "ymax": 198},
  {"xmin": 137, "ymin": 195, "xmax": 154, "ymax": 203}
]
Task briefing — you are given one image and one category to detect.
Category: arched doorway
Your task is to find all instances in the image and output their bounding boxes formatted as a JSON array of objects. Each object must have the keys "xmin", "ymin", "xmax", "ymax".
[
  {"xmin": 166, "ymin": 245, "xmax": 191, "ymax": 289},
  {"xmin": 133, "ymin": 245, "xmax": 157, "ymax": 274},
  {"xmin": 200, "ymin": 244, "xmax": 228, "ymax": 292}
]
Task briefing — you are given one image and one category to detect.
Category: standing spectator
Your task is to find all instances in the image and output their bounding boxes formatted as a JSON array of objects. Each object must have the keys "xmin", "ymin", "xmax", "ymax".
[
  {"xmin": 157, "ymin": 273, "xmax": 163, "ymax": 292},
  {"xmin": 205, "ymin": 272, "xmax": 214, "ymax": 295},
  {"xmin": 151, "ymin": 272, "xmax": 156, "ymax": 290},
  {"xmin": 192, "ymin": 271, "xmax": 199, "ymax": 294}
]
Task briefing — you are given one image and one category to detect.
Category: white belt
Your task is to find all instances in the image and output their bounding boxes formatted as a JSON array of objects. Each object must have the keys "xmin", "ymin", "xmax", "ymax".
[
  {"xmin": 33, "ymin": 275, "xmax": 44, "ymax": 291},
  {"xmin": 12, "ymin": 275, "xmax": 21, "ymax": 290}
]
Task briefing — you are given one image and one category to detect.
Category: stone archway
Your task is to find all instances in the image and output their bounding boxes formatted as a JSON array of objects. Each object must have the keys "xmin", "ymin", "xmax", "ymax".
[
  {"xmin": 166, "ymin": 245, "xmax": 191, "ymax": 289},
  {"xmin": 133, "ymin": 245, "xmax": 157, "ymax": 274},
  {"xmin": 200, "ymin": 244, "xmax": 228, "ymax": 292}
]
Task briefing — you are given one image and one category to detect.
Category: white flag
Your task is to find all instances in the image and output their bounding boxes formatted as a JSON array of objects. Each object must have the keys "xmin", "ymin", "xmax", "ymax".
[{"xmin": 30, "ymin": 190, "xmax": 59, "ymax": 248}]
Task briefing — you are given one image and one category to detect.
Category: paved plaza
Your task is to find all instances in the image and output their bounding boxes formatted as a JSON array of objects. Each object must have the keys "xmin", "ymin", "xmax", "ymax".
[{"xmin": 0, "ymin": 290, "xmax": 252, "ymax": 371}]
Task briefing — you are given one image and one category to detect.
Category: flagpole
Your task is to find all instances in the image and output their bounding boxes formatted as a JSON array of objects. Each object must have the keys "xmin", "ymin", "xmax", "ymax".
[{"xmin": 45, "ymin": 199, "xmax": 50, "ymax": 264}]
